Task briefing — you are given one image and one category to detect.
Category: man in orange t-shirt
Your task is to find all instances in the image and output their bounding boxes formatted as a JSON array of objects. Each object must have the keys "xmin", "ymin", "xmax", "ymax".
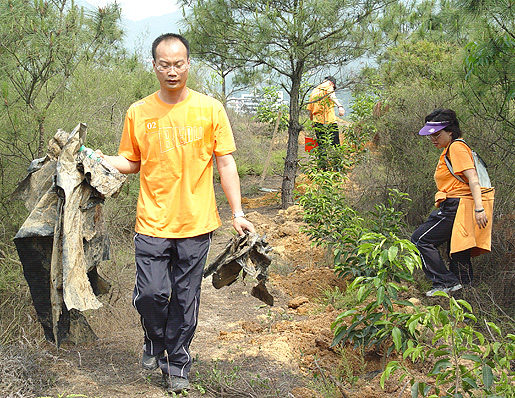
[
  {"xmin": 306, "ymin": 76, "xmax": 345, "ymax": 168},
  {"xmin": 306, "ymin": 76, "xmax": 345, "ymax": 144},
  {"xmin": 101, "ymin": 33, "xmax": 254, "ymax": 394}
]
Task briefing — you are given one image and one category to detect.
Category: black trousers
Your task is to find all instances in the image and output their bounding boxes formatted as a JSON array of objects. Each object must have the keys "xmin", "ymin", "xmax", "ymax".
[
  {"xmin": 313, "ymin": 122, "xmax": 340, "ymax": 146},
  {"xmin": 133, "ymin": 232, "xmax": 212, "ymax": 378},
  {"xmin": 313, "ymin": 122, "xmax": 340, "ymax": 170},
  {"xmin": 411, "ymin": 198, "xmax": 473, "ymax": 287}
]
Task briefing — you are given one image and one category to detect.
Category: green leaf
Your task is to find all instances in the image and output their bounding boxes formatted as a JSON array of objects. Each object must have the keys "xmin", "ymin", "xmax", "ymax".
[
  {"xmin": 429, "ymin": 359, "xmax": 452, "ymax": 375},
  {"xmin": 482, "ymin": 364, "xmax": 494, "ymax": 389},
  {"xmin": 424, "ymin": 385, "xmax": 435, "ymax": 396},
  {"xmin": 357, "ymin": 285, "xmax": 366, "ymax": 301},
  {"xmin": 392, "ymin": 326, "xmax": 401, "ymax": 350},
  {"xmin": 396, "ymin": 300, "xmax": 415, "ymax": 307},
  {"xmin": 403, "ymin": 347, "xmax": 416, "ymax": 359},
  {"xmin": 462, "ymin": 377, "xmax": 478, "ymax": 389},
  {"xmin": 379, "ymin": 249, "xmax": 388, "ymax": 266},
  {"xmin": 456, "ymin": 299, "xmax": 472, "ymax": 312},
  {"xmin": 463, "ymin": 313, "xmax": 477, "ymax": 323},
  {"xmin": 380, "ymin": 362, "xmax": 398, "ymax": 388},
  {"xmin": 485, "ymin": 322, "xmax": 502, "ymax": 336},
  {"xmin": 377, "ymin": 286, "xmax": 385, "ymax": 304},
  {"xmin": 388, "ymin": 245, "xmax": 399, "ymax": 262},
  {"xmin": 411, "ymin": 381, "xmax": 419, "ymax": 398},
  {"xmin": 461, "ymin": 354, "xmax": 482, "ymax": 363},
  {"xmin": 433, "ymin": 349, "xmax": 451, "ymax": 357}
]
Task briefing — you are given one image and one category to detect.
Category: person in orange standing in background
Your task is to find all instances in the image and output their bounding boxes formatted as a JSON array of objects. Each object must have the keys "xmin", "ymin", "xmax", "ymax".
[
  {"xmin": 411, "ymin": 109, "xmax": 494, "ymax": 297},
  {"xmin": 306, "ymin": 76, "xmax": 345, "ymax": 147},
  {"xmin": 98, "ymin": 33, "xmax": 255, "ymax": 394}
]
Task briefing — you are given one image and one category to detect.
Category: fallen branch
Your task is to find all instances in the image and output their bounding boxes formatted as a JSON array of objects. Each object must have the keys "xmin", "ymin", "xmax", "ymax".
[{"xmin": 313, "ymin": 358, "xmax": 350, "ymax": 398}]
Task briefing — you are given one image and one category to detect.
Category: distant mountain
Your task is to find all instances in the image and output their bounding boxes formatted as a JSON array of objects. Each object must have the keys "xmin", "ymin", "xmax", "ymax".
[
  {"xmin": 79, "ymin": 0, "xmax": 183, "ymax": 56},
  {"xmin": 121, "ymin": 12, "xmax": 184, "ymax": 56}
]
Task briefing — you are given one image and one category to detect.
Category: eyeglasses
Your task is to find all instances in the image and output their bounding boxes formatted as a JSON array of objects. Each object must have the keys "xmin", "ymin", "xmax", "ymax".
[
  {"xmin": 427, "ymin": 131, "xmax": 443, "ymax": 141},
  {"xmin": 155, "ymin": 63, "xmax": 189, "ymax": 73}
]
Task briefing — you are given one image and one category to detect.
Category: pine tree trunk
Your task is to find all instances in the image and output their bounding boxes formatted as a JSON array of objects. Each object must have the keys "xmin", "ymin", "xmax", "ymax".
[{"xmin": 281, "ymin": 68, "xmax": 303, "ymax": 209}]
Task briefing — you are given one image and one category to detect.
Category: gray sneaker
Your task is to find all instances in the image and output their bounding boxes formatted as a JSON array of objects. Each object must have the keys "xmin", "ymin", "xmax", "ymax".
[
  {"xmin": 141, "ymin": 350, "xmax": 163, "ymax": 370},
  {"xmin": 448, "ymin": 283, "xmax": 464, "ymax": 293},
  {"xmin": 426, "ymin": 284, "xmax": 463, "ymax": 297},
  {"xmin": 162, "ymin": 374, "xmax": 190, "ymax": 394}
]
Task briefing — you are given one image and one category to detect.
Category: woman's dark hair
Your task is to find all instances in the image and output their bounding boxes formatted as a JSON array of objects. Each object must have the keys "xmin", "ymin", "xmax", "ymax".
[
  {"xmin": 324, "ymin": 76, "xmax": 337, "ymax": 90},
  {"xmin": 425, "ymin": 108, "xmax": 462, "ymax": 139},
  {"xmin": 152, "ymin": 33, "xmax": 190, "ymax": 61}
]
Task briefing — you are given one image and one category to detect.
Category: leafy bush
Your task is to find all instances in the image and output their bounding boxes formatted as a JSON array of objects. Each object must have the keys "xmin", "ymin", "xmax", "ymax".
[
  {"xmin": 299, "ymin": 153, "xmax": 514, "ymax": 395},
  {"xmin": 299, "ymin": 169, "xmax": 361, "ymax": 250},
  {"xmin": 331, "ymin": 230, "xmax": 421, "ymax": 355},
  {"xmin": 381, "ymin": 293, "xmax": 515, "ymax": 397},
  {"xmin": 299, "ymin": 167, "xmax": 422, "ymax": 359},
  {"xmin": 335, "ymin": 189, "xmax": 412, "ymax": 280},
  {"xmin": 329, "ymin": 190, "xmax": 421, "ymax": 358},
  {"xmin": 298, "ymin": 129, "xmax": 367, "ymax": 251}
]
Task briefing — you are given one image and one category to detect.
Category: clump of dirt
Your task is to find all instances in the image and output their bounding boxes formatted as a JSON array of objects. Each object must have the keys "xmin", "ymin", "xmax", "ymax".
[
  {"xmin": 245, "ymin": 204, "xmax": 328, "ymax": 269},
  {"xmin": 241, "ymin": 191, "xmax": 281, "ymax": 208}
]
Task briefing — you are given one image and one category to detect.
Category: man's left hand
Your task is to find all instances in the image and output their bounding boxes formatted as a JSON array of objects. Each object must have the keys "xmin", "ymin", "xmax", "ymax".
[{"xmin": 232, "ymin": 217, "xmax": 255, "ymax": 236}]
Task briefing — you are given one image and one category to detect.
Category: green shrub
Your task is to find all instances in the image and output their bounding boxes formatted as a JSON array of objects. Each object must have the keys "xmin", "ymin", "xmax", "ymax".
[
  {"xmin": 381, "ymin": 293, "xmax": 515, "ymax": 397},
  {"xmin": 331, "ymin": 230, "xmax": 421, "ymax": 357},
  {"xmin": 299, "ymin": 169, "xmax": 361, "ymax": 251},
  {"xmin": 334, "ymin": 189, "xmax": 412, "ymax": 280},
  {"xmin": 300, "ymin": 172, "xmax": 422, "ymax": 360}
]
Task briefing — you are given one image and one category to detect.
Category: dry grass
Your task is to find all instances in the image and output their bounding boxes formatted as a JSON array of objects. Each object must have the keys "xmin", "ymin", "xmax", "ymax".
[
  {"xmin": 229, "ymin": 112, "xmax": 286, "ymax": 178},
  {"xmin": 0, "ymin": 243, "xmax": 44, "ymax": 347},
  {"xmin": 191, "ymin": 355, "xmax": 304, "ymax": 398},
  {"xmin": 0, "ymin": 343, "xmax": 54, "ymax": 398},
  {"xmin": 0, "ymin": 245, "xmax": 52, "ymax": 397}
]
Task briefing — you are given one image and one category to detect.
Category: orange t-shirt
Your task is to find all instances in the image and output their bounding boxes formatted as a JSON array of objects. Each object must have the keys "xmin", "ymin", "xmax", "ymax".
[
  {"xmin": 434, "ymin": 140, "xmax": 474, "ymax": 195},
  {"xmin": 306, "ymin": 81, "xmax": 337, "ymax": 124},
  {"xmin": 433, "ymin": 140, "xmax": 494, "ymax": 256},
  {"xmin": 118, "ymin": 90, "xmax": 236, "ymax": 238}
]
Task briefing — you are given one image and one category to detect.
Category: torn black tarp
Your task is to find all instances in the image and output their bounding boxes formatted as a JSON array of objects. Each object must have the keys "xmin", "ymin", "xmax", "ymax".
[
  {"xmin": 203, "ymin": 232, "xmax": 274, "ymax": 306},
  {"xmin": 13, "ymin": 123, "xmax": 127, "ymax": 345}
]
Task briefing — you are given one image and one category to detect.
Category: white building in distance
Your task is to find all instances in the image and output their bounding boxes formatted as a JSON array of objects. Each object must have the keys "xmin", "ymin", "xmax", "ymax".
[{"xmin": 227, "ymin": 91, "xmax": 286, "ymax": 115}]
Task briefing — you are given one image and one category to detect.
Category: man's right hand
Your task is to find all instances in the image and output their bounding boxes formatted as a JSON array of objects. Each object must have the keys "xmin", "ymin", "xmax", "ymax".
[{"xmin": 96, "ymin": 151, "xmax": 140, "ymax": 174}]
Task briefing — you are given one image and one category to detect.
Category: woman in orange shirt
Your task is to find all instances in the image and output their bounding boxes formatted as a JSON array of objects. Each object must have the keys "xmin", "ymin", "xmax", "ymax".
[{"xmin": 411, "ymin": 109, "xmax": 493, "ymax": 297}]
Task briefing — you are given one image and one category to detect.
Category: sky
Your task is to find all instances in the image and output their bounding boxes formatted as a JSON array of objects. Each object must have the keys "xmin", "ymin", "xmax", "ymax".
[{"xmin": 86, "ymin": 0, "xmax": 179, "ymax": 21}]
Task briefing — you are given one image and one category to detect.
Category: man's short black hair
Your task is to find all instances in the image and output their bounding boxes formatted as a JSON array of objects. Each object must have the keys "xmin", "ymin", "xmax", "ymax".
[
  {"xmin": 152, "ymin": 33, "xmax": 190, "ymax": 61},
  {"xmin": 324, "ymin": 76, "xmax": 336, "ymax": 89}
]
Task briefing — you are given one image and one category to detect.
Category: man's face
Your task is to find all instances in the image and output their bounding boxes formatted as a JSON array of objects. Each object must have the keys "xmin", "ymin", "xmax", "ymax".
[{"xmin": 153, "ymin": 39, "xmax": 190, "ymax": 93}]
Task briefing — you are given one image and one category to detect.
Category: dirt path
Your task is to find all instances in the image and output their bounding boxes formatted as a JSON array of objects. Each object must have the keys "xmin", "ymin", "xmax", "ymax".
[
  {"xmin": 37, "ymin": 179, "xmax": 325, "ymax": 398},
  {"xmin": 34, "ymin": 177, "xmax": 416, "ymax": 398}
]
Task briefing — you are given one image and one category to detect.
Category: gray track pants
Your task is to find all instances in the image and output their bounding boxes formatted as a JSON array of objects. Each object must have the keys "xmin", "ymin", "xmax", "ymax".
[{"xmin": 133, "ymin": 232, "xmax": 212, "ymax": 378}]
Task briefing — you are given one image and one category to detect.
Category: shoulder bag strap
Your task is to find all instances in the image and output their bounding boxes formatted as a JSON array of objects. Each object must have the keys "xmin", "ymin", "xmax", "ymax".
[{"xmin": 444, "ymin": 139, "xmax": 468, "ymax": 184}]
